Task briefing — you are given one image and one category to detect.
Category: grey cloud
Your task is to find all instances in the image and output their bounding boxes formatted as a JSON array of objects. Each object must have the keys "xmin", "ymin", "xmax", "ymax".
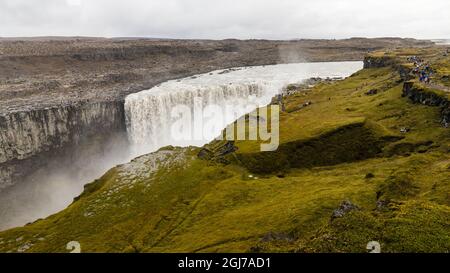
[{"xmin": 0, "ymin": 0, "xmax": 449, "ymax": 39}]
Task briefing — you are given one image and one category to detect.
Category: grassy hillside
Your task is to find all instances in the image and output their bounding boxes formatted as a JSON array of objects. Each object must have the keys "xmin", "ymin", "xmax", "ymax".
[{"xmin": 0, "ymin": 47, "xmax": 449, "ymax": 253}]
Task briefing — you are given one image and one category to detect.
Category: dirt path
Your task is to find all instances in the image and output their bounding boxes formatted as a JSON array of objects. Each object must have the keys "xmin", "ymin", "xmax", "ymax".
[{"xmin": 427, "ymin": 83, "xmax": 450, "ymax": 92}]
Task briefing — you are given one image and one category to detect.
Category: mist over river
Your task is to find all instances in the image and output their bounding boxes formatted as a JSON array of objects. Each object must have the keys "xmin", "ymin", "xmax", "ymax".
[{"xmin": 0, "ymin": 61, "xmax": 362, "ymax": 230}]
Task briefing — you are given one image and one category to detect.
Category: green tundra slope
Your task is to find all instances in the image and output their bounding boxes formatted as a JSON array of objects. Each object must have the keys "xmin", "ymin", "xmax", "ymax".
[{"xmin": 0, "ymin": 47, "xmax": 449, "ymax": 253}]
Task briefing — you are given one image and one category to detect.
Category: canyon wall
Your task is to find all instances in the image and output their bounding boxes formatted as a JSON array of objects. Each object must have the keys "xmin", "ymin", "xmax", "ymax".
[
  {"xmin": 0, "ymin": 101, "xmax": 127, "ymax": 189},
  {"xmin": 402, "ymin": 81, "xmax": 450, "ymax": 127},
  {"xmin": 0, "ymin": 38, "xmax": 433, "ymax": 190}
]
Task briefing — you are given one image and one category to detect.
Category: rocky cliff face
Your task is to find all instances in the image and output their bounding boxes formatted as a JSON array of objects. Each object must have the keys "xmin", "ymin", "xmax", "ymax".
[
  {"xmin": 363, "ymin": 55, "xmax": 396, "ymax": 68},
  {"xmin": 402, "ymin": 81, "xmax": 450, "ymax": 127},
  {"xmin": 0, "ymin": 101, "xmax": 127, "ymax": 189},
  {"xmin": 364, "ymin": 54, "xmax": 416, "ymax": 81},
  {"xmin": 443, "ymin": 108, "xmax": 450, "ymax": 127},
  {"xmin": 365, "ymin": 51, "xmax": 450, "ymax": 128}
]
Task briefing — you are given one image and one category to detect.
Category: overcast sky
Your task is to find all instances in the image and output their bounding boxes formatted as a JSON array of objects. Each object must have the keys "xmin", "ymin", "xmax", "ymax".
[{"xmin": 0, "ymin": 0, "xmax": 449, "ymax": 39}]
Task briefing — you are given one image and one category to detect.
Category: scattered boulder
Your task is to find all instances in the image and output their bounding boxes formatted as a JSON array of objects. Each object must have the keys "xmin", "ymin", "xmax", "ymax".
[
  {"xmin": 218, "ymin": 141, "xmax": 237, "ymax": 156},
  {"xmin": 197, "ymin": 148, "xmax": 213, "ymax": 160},
  {"xmin": 376, "ymin": 199, "xmax": 390, "ymax": 210},
  {"xmin": 17, "ymin": 242, "xmax": 33, "ymax": 253},
  {"xmin": 365, "ymin": 89, "xmax": 378, "ymax": 95},
  {"xmin": 400, "ymin": 127, "xmax": 410, "ymax": 133},
  {"xmin": 331, "ymin": 200, "xmax": 360, "ymax": 220}
]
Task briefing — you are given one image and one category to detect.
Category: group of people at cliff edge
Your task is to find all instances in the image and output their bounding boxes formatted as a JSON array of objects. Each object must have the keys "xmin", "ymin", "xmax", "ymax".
[{"xmin": 407, "ymin": 55, "xmax": 433, "ymax": 84}]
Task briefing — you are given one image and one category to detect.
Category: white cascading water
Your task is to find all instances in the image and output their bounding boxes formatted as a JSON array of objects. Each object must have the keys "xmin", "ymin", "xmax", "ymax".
[
  {"xmin": 125, "ymin": 83, "xmax": 266, "ymax": 153},
  {"xmin": 125, "ymin": 61, "xmax": 363, "ymax": 156}
]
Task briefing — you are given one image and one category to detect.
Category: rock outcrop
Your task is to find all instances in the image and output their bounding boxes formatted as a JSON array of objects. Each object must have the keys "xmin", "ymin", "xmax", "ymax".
[
  {"xmin": 363, "ymin": 55, "xmax": 396, "ymax": 68},
  {"xmin": 402, "ymin": 81, "xmax": 450, "ymax": 127},
  {"xmin": 0, "ymin": 101, "xmax": 127, "ymax": 189},
  {"xmin": 331, "ymin": 200, "xmax": 360, "ymax": 220}
]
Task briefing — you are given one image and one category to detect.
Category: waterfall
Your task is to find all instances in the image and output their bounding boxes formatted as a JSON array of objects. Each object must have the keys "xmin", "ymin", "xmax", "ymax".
[
  {"xmin": 125, "ymin": 82, "xmax": 272, "ymax": 155},
  {"xmin": 124, "ymin": 61, "xmax": 364, "ymax": 156}
]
